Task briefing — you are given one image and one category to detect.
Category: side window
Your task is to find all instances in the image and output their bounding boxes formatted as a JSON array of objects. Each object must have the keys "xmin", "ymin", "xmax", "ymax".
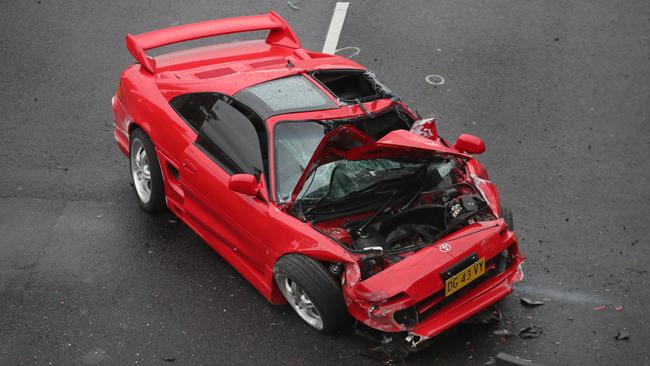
[
  {"xmin": 170, "ymin": 93, "xmax": 220, "ymax": 132},
  {"xmin": 171, "ymin": 93, "xmax": 266, "ymax": 176}
]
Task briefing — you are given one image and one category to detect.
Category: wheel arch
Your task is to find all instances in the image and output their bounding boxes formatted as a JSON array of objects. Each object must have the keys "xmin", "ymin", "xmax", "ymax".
[
  {"xmin": 127, "ymin": 120, "xmax": 155, "ymax": 145},
  {"xmin": 125, "ymin": 118, "xmax": 165, "ymax": 158},
  {"xmin": 127, "ymin": 120, "xmax": 142, "ymax": 136},
  {"xmin": 120, "ymin": 65, "xmax": 168, "ymax": 152}
]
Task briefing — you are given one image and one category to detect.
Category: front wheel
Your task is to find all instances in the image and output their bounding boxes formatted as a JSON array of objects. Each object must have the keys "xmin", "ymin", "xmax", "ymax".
[
  {"xmin": 274, "ymin": 255, "xmax": 349, "ymax": 332},
  {"xmin": 129, "ymin": 129, "xmax": 166, "ymax": 213}
]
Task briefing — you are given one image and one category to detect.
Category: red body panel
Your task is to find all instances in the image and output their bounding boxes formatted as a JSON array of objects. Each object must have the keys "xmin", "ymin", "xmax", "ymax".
[{"xmin": 112, "ymin": 13, "xmax": 524, "ymax": 339}]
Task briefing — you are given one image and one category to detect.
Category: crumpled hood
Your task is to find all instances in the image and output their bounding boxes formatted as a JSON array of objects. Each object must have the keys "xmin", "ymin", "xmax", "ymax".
[{"xmin": 285, "ymin": 126, "xmax": 469, "ymax": 208}]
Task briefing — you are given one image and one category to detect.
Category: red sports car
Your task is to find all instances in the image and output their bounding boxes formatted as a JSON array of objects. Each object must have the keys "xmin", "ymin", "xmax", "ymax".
[{"xmin": 112, "ymin": 12, "xmax": 524, "ymax": 347}]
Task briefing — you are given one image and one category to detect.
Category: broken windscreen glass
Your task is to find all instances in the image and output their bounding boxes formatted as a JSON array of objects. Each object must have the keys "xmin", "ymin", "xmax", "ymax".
[
  {"xmin": 274, "ymin": 109, "xmax": 414, "ymax": 202},
  {"xmin": 296, "ymin": 159, "xmax": 423, "ymax": 203},
  {"xmin": 275, "ymin": 122, "xmax": 324, "ymax": 202}
]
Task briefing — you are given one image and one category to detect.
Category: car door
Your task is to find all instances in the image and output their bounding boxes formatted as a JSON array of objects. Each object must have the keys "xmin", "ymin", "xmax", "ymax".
[{"xmin": 172, "ymin": 93, "xmax": 272, "ymax": 274}]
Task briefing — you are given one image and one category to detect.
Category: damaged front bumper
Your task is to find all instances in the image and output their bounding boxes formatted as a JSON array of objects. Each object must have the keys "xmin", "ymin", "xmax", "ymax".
[
  {"xmin": 342, "ymin": 222, "xmax": 524, "ymax": 343},
  {"xmin": 408, "ymin": 258, "xmax": 523, "ymax": 343}
]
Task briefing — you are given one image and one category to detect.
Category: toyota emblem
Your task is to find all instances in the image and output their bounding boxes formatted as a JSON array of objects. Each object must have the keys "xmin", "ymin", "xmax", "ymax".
[{"xmin": 439, "ymin": 243, "xmax": 451, "ymax": 252}]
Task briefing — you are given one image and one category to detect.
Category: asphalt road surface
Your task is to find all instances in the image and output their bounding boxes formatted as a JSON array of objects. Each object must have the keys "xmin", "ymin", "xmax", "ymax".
[{"xmin": 1, "ymin": 1, "xmax": 649, "ymax": 365}]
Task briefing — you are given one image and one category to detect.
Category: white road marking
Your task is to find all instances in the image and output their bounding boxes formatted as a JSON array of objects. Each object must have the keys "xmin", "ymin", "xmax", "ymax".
[
  {"xmin": 322, "ymin": 2, "xmax": 350, "ymax": 54},
  {"xmin": 287, "ymin": 0, "xmax": 300, "ymax": 11},
  {"xmin": 425, "ymin": 74, "xmax": 445, "ymax": 85},
  {"xmin": 334, "ymin": 46, "xmax": 360, "ymax": 58}
]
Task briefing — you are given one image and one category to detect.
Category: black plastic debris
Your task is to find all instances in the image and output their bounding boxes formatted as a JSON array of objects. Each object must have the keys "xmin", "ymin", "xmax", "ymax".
[
  {"xmin": 355, "ymin": 323, "xmax": 431, "ymax": 364},
  {"xmin": 496, "ymin": 352, "xmax": 546, "ymax": 366},
  {"xmin": 518, "ymin": 325, "xmax": 543, "ymax": 339},
  {"xmin": 520, "ymin": 297, "xmax": 545, "ymax": 307},
  {"xmin": 615, "ymin": 330, "xmax": 630, "ymax": 341}
]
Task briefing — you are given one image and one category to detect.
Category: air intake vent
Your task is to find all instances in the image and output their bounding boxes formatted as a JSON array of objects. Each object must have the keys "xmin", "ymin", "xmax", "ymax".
[
  {"xmin": 249, "ymin": 59, "xmax": 285, "ymax": 68},
  {"xmin": 169, "ymin": 95, "xmax": 188, "ymax": 111},
  {"xmin": 194, "ymin": 67, "xmax": 236, "ymax": 79}
]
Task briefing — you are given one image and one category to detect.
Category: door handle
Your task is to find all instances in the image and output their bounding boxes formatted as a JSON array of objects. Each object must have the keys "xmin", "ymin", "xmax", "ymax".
[{"xmin": 181, "ymin": 161, "xmax": 196, "ymax": 173}]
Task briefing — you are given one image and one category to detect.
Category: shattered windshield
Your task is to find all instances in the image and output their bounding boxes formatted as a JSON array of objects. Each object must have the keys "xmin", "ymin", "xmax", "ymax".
[
  {"xmin": 274, "ymin": 108, "xmax": 414, "ymax": 203},
  {"xmin": 295, "ymin": 159, "xmax": 424, "ymax": 203},
  {"xmin": 275, "ymin": 122, "xmax": 324, "ymax": 202}
]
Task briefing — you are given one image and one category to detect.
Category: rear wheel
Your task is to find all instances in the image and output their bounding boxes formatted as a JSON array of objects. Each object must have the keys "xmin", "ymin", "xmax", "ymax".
[
  {"xmin": 129, "ymin": 129, "xmax": 165, "ymax": 213},
  {"xmin": 274, "ymin": 255, "xmax": 349, "ymax": 332}
]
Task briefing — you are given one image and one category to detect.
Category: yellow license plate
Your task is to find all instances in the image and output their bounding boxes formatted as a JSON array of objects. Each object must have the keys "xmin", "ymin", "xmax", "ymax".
[{"xmin": 444, "ymin": 258, "xmax": 486, "ymax": 296}]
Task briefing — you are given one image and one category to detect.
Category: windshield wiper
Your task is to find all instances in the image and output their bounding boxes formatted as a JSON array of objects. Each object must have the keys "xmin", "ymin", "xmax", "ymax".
[
  {"xmin": 302, "ymin": 185, "xmax": 391, "ymax": 217},
  {"xmin": 302, "ymin": 163, "xmax": 425, "ymax": 218},
  {"xmin": 355, "ymin": 98, "xmax": 372, "ymax": 118}
]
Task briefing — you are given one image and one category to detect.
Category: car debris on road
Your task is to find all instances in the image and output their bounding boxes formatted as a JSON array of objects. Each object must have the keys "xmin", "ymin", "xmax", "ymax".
[
  {"xmin": 520, "ymin": 297, "xmax": 545, "ymax": 307},
  {"xmin": 615, "ymin": 330, "xmax": 630, "ymax": 341},
  {"xmin": 518, "ymin": 325, "xmax": 544, "ymax": 339}
]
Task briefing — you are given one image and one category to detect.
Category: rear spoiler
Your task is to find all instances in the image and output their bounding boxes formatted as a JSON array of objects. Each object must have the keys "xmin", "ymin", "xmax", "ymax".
[{"xmin": 125, "ymin": 11, "xmax": 301, "ymax": 73}]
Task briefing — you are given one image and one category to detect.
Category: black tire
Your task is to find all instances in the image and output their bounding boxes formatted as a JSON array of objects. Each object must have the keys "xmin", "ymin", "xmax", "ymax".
[
  {"xmin": 129, "ymin": 128, "xmax": 166, "ymax": 213},
  {"xmin": 274, "ymin": 254, "xmax": 349, "ymax": 332},
  {"xmin": 502, "ymin": 206, "xmax": 514, "ymax": 230}
]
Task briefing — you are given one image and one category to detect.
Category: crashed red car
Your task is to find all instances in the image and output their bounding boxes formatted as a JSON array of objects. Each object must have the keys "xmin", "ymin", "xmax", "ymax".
[{"xmin": 112, "ymin": 12, "xmax": 524, "ymax": 346}]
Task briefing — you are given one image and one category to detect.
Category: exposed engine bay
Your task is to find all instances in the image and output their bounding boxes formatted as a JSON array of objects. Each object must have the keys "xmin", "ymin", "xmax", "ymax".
[
  {"xmin": 303, "ymin": 157, "xmax": 497, "ymax": 278},
  {"xmin": 347, "ymin": 193, "xmax": 488, "ymax": 252}
]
